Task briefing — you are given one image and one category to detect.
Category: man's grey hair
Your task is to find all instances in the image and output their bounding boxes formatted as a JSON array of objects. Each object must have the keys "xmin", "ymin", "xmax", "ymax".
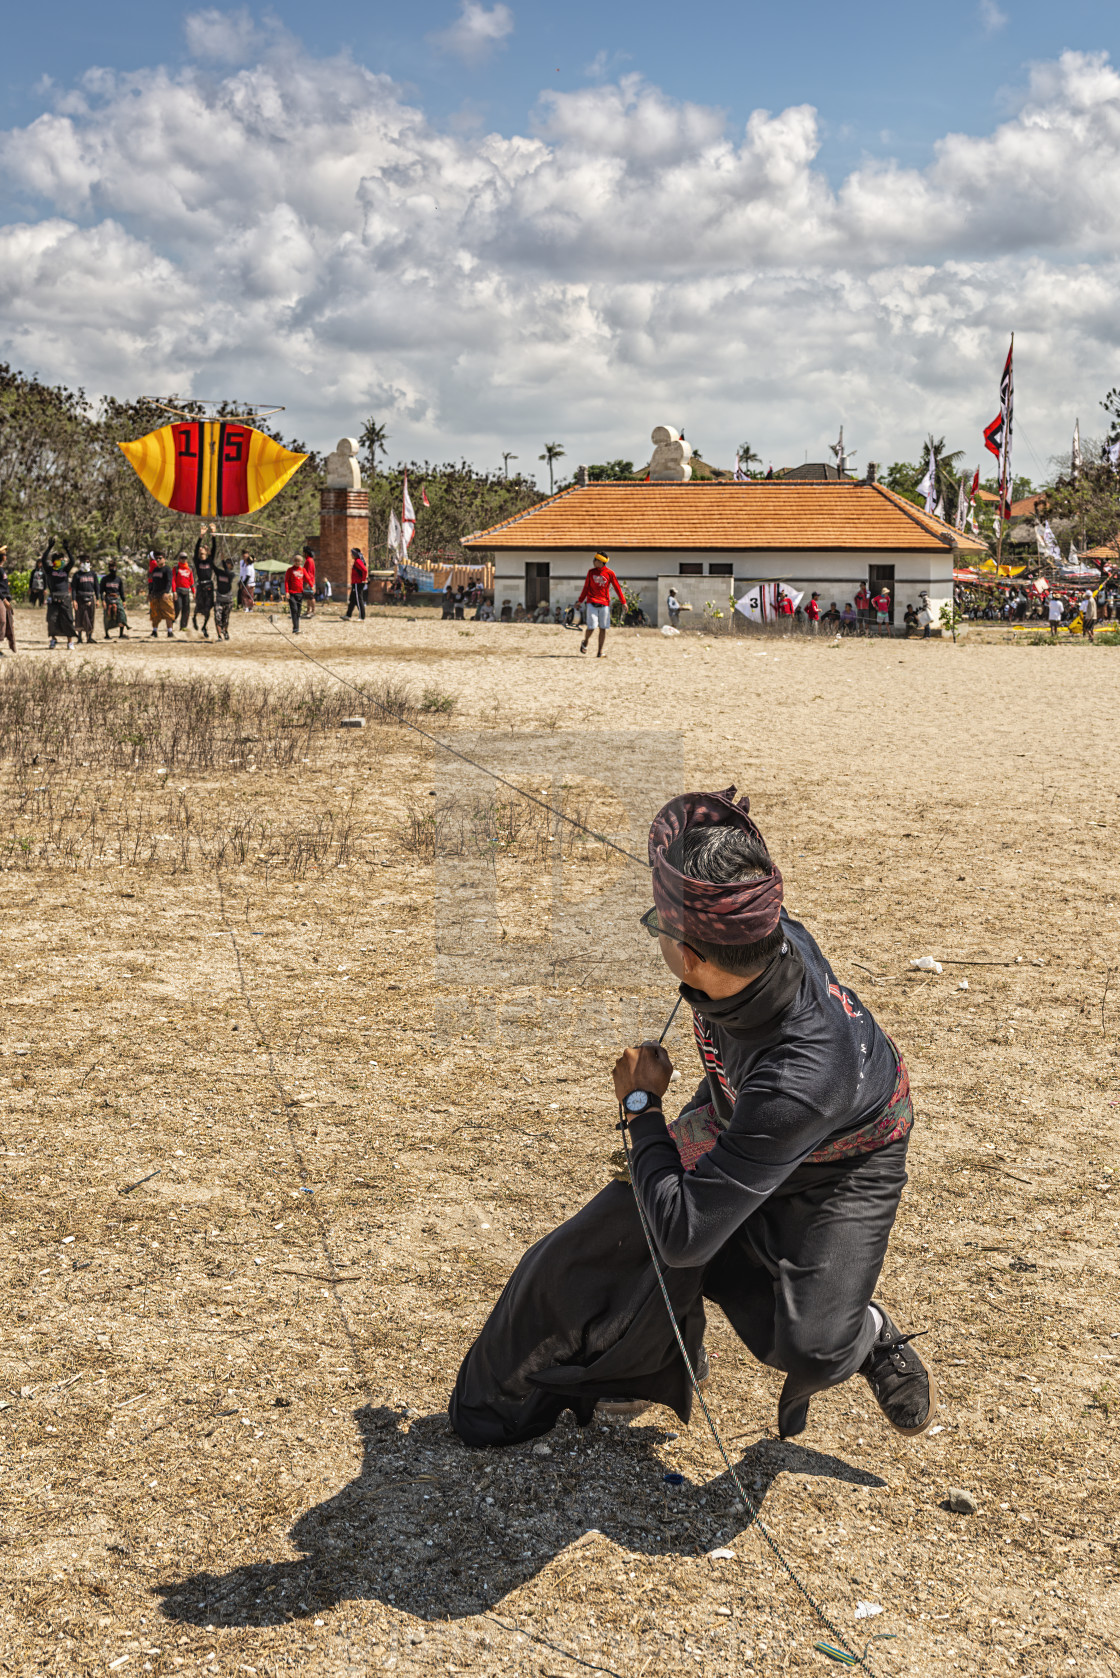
[{"xmin": 664, "ymin": 822, "xmax": 773, "ymax": 884}]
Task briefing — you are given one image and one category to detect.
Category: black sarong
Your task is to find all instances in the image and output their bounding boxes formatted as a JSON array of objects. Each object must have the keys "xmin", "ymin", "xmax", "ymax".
[
  {"xmin": 449, "ymin": 1136, "xmax": 908, "ymax": 1448},
  {"xmin": 46, "ymin": 599, "xmax": 75, "ymax": 639}
]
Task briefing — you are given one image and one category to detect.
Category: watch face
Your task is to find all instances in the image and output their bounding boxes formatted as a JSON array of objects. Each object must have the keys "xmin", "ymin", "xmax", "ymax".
[{"xmin": 624, "ymin": 1090, "xmax": 651, "ymax": 1113}]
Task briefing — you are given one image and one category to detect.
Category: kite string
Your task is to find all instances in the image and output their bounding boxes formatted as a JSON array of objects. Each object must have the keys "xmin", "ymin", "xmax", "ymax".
[
  {"xmin": 265, "ymin": 618, "xmax": 650, "ymax": 869},
  {"xmin": 619, "ymin": 1102, "xmax": 876, "ymax": 1675}
]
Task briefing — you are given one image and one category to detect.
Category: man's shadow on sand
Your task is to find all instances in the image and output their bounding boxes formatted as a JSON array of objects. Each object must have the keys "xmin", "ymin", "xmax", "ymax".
[{"xmin": 155, "ymin": 1405, "xmax": 883, "ymax": 1629}]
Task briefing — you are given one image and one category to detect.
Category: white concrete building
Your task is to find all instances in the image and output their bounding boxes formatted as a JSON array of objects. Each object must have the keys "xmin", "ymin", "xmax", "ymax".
[{"xmin": 462, "ymin": 476, "xmax": 987, "ymax": 628}]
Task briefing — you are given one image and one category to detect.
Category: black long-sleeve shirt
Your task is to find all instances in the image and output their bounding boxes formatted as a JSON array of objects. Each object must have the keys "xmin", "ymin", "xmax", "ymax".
[
  {"xmin": 148, "ymin": 562, "xmax": 173, "ymax": 597},
  {"xmin": 0, "ymin": 567, "xmax": 12, "ymax": 603},
  {"xmin": 43, "ymin": 543, "xmax": 75, "ymax": 603},
  {"xmin": 99, "ymin": 571, "xmax": 124, "ymax": 604},
  {"xmin": 72, "ymin": 567, "xmax": 99, "ymax": 602},
  {"xmin": 212, "ymin": 558, "xmax": 235, "ymax": 596},
  {"xmin": 193, "ymin": 535, "xmax": 217, "ymax": 588},
  {"xmin": 627, "ymin": 911, "xmax": 899, "ymax": 1268}
]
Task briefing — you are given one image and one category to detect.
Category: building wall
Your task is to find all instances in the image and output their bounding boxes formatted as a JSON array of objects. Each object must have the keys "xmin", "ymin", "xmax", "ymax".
[{"xmin": 491, "ymin": 548, "xmax": 955, "ymax": 625}]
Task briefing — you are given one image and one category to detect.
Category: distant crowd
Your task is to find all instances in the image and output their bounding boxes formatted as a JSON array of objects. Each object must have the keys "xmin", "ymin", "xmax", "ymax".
[{"xmin": 956, "ymin": 581, "xmax": 1117, "ymax": 634}]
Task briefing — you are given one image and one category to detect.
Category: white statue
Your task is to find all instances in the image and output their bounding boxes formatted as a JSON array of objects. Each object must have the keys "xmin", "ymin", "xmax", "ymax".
[
  {"xmin": 325, "ymin": 437, "xmax": 362, "ymax": 490},
  {"xmin": 649, "ymin": 425, "xmax": 693, "ymax": 482}
]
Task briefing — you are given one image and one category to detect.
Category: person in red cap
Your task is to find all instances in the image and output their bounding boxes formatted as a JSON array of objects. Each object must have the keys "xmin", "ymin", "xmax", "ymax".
[
  {"xmin": 450, "ymin": 788, "xmax": 934, "ymax": 1450},
  {"xmin": 577, "ymin": 552, "xmax": 627, "ymax": 657}
]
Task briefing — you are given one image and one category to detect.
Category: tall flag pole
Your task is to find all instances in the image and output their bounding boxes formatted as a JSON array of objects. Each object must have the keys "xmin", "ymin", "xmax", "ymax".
[
  {"xmin": 983, "ymin": 335, "xmax": 1014, "ymax": 568},
  {"xmin": 1072, "ymin": 418, "xmax": 1082, "ymax": 480}
]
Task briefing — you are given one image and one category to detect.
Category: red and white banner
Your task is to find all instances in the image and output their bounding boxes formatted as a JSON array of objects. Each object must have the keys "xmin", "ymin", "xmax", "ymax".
[
  {"xmin": 983, "ymin": 337, "xmax": 1014, "ymax": 522},
  {"xmin": 401, "ymin": 474, "xmax": 416, "ymax": 552}
]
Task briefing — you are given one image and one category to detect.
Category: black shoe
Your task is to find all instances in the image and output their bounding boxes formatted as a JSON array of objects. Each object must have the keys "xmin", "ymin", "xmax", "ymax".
[{"xmin": 860, "ymin": 1304, "xmax": 937, "ymax": 1435}]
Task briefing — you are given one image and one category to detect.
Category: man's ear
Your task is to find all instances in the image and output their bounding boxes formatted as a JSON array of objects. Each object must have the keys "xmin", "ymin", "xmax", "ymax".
[{"xmin": 676, "ymin": 942, "xmax": 704, "ymax": 980}]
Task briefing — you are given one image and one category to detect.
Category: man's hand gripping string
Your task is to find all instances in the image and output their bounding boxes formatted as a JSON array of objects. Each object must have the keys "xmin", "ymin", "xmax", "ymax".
[{"xmin": 612, "ymin": 1041, "xmax": 674, "ymax": 1112}]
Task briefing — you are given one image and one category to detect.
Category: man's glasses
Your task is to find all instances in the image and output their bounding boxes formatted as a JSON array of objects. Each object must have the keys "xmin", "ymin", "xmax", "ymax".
[{"xmin": 640, "ymin": 906, "xmax": 683, "ymax": 941}]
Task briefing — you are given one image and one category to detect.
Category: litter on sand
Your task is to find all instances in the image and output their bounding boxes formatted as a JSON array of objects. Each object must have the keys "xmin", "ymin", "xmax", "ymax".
[
  {"xmin": 910, "ymin": 956, "xmax": 943, "ymax": 974},
  {"xmin": 854, "ymin": 1602, "xmax": 883, "ymax": 1619},
  {"xmin": 708, "ymin": 1547, "xmax": 736, "ymax": 1560},
  {"xmin": 659, "ymin": 624, "xmax": 681, "ymax": 637}
]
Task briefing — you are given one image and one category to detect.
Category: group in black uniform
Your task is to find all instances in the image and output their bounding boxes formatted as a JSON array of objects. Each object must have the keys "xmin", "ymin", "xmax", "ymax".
[
  {"xmin": 34, "ymin": 540, "xmax": 132, "ymax": 649},
  {"xmin": 6, "ymin": 530, "xmax": 244, "ymax": 650}
]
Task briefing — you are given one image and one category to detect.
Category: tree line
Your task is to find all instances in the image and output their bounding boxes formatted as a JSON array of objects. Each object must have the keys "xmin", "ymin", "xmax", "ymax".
[{"xmin": 0, "ymin": 368, "xmax": 540, "ymax": 571}]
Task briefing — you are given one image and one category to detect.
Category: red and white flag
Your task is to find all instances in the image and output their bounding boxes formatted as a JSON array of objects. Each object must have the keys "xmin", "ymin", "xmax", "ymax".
[
  {"xmin": 983, "ymin": 337, "xmax": 1014, "ymax": 522},
  {"xmin": 401, "ymin": 474, "xmax": 416, "ymax": 553},
  {"xmin": 421, "ymin": 486, "xmax": 430, "ymax": 507}
]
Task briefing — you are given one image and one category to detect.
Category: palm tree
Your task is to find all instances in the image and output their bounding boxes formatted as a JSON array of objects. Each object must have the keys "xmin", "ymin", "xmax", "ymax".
[
  {"xmin": 539, "ymin": 442, "xmax": 565, "ymax": 493},
  {"xmin": 737, "ymin": 441, "xmax": 762, "ymax": 470},
  {"xmin": 919, "ymin": 435, "xmax": 965, "ymax": 508},
  {"xmin": 360, "ymin": 418, "xmax": 389, "ymax": 479}
]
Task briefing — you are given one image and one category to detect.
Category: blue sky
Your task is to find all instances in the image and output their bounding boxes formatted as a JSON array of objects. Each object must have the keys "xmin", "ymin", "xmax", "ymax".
[
  {"xmin": 5, "ymin": 0, "xmax": 1115, "ymax": 174},
  {"xmin": 2, "ymin": 0, "xmax": 1119, "ymax": 478}
]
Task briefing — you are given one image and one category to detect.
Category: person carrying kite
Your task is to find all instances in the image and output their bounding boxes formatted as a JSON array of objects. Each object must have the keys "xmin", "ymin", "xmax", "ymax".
[
  {"xmin": 40, "ymin": 539, "xmax": 77, "ymax": 651},
  {"xmin": 450, "ymin": 788, "xmax": 935, "ymax": 1449},
  {"xmin": 192, "ymin": 527, "xmax": 218, "ymax": 639}
]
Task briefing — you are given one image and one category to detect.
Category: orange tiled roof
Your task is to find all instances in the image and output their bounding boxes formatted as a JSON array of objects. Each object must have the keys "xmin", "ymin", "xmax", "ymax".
[{"xmin": 461, "ymin": 481, "xmax": 988, "ymax": 553}]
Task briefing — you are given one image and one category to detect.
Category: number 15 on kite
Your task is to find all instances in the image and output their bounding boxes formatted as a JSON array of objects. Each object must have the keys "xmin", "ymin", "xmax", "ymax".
[{"xmin": 119, "ymin": 421, "xmax": 307, "ymax": 517}]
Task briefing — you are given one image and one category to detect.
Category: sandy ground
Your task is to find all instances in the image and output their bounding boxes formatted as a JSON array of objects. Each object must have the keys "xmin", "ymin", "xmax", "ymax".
[{"xmin": 1, "ymin": 601, "xmax": 1118, "ymax": 1678}]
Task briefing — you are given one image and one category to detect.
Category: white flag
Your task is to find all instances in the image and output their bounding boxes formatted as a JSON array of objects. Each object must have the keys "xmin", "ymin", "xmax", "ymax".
[
  {"xmin": 1110, "ymin": 439, "xmax": 1120, "ymax": 469},
  {"xmin": 954, "ymin": 476, "xmax": 968, "ymax": 530},
  {"xmin": 1068, "ymin": 541, "xmax": 1080, "ymax": 567},
  {"xmin": 934, "ymin": 495, "xmax": 946, "ymax": 521},
  {"xmin": 1041, "ymin": 521, "xmax": 1063, "ymax": 563},
  {"xmin": 1072, "ymin": 419, "xmax": 1082, "ymax": 478},
  {"xmin": 401, "ymin": 474, "xmax": 416, "ymax": 552},
  {"xmin": 387, "ymin": 509, "xmax": 405, "ymax": 559},
  {"xmin": 917, "ymin": 447, "xmax": 938, "ymax": 514}
]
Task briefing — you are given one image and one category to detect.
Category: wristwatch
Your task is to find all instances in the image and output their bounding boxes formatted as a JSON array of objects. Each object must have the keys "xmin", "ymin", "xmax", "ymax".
[{"xmin": 623, "ymin": 1089, "xmax": 662, "ymax": 1115}]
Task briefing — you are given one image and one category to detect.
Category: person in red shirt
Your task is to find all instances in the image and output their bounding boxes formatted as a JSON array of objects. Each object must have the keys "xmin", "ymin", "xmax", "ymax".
[
  {"xmin": 855, "ymin": 583, "xmax": 870, "ymax": 634},
  {"xmin": 806, "ymin": 592, "xmax": 821, "ymax": 634},
  {"xmin": 284, "ymin": 557, "xmax": 307, "ymax": 635},
  {"xmin": 301, "ymin": 545, "xmax": 317, "ymax": 619},
  {"xmin": 577, "ymin": 552, "xmax": 627, "ymax": 657},
  {"xmin": 871, "ymin": 587, "xmax": 892, "ymax": 635},
  {"xmin": 172, "ymin": 553, "xmax": 194, "ymax": 635},
  {"xmin": 346, "ymin": 548, "xmax": 368, "ymax": 620}
]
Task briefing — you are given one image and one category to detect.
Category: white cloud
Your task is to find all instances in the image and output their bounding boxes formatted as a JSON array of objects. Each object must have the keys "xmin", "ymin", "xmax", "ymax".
[
  {"xmin": 1, "ymin": 45, "xmax": 1119, "ymax": 474},
  {"xmin": 183, "ymin": 7, "xmax": 259, "ymax": 64},
  {"xmin": 431, "ymin": 2, "xmax": 514, "ymax": 66},
  {"xmin": 979, "ymin": 0, "xmax": 1008, "ymax": 35}
]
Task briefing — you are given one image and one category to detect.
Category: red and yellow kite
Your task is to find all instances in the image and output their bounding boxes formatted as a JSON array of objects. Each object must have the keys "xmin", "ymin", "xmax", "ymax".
[{"xmin": 119, "ymin": 421, "xmax": 307, "ymax": 517}]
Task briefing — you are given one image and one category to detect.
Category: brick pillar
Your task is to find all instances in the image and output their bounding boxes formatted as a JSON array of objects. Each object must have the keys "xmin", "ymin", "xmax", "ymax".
[{"xmin": 318, "ymin": 488, "xmax": 369, "ymax": 598}]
